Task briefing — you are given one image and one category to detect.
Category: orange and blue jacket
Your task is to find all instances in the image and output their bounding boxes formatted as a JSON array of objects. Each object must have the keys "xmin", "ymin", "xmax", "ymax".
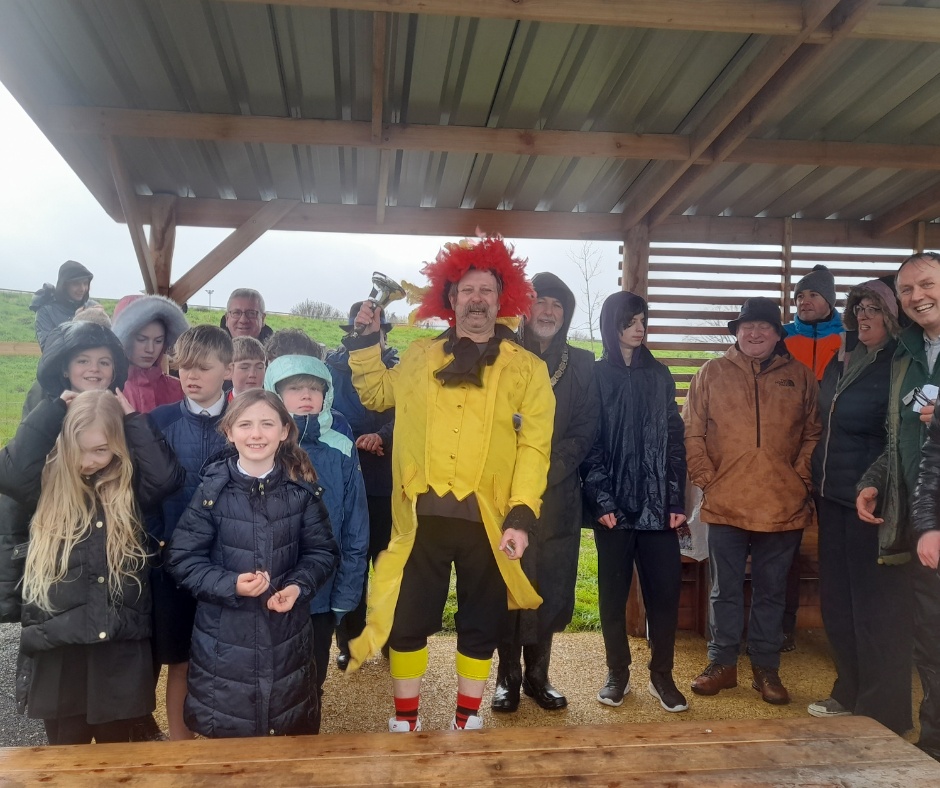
[{"xmin": 783, "ymin": 312, "xmax": 844, "ymax": 381}]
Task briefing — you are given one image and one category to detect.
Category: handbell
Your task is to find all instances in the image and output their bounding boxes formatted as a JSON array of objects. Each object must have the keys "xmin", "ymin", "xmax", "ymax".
[{"xmin": 348, "ymin": 271, "xmax": 407, "ymax": 338}]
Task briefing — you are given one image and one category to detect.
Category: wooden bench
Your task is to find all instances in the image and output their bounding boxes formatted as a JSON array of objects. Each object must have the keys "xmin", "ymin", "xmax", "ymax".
[{"xmin": 0, "ymin": 717, "xmax": 935, "ymax": 785}]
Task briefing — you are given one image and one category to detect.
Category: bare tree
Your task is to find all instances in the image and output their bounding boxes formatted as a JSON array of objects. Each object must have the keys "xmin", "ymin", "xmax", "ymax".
[
  {"xmin": 683, "ymin": 304, "xmax": 738, "ymax": 345},
  {"xmin": 290, "ymin": 299, "xmax": 345, "ymax": 320},
  {"xmin": 569, "ymin": 242, "xmax": 607, "ymax": 349}
]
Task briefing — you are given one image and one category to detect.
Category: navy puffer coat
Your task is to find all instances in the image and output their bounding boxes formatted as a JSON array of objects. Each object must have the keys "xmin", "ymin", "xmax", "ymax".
[{"xmin": 166, "ymin": 456, "xmax": 338, "ymax": 738}]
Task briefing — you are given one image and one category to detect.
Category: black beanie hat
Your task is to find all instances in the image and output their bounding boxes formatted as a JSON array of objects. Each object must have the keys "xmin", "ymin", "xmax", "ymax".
[
  {"xmin": 728, "ymin": 297, "xmax": 785, "ymax": 339},
  {"xmin": 794, "ymin": 264, "xmax": 836, "ymax": 307}
]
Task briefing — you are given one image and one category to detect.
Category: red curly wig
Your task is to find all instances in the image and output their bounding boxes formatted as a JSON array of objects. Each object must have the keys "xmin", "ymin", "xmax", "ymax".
[{"xmin": 413, "ymin": 234, "xmax": 534, "ymax": 325}]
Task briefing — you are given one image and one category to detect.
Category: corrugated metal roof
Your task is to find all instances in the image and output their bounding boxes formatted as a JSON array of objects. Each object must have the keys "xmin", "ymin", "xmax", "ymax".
[{"xmin": 1, "ymin": 0, "xmax": 940, "ymax": 241}]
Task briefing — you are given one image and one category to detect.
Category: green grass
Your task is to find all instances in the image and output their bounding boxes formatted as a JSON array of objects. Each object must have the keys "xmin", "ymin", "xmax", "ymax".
[{"xmin": 440, "ymin": 531, "xmax": 600, "ymax": 633}]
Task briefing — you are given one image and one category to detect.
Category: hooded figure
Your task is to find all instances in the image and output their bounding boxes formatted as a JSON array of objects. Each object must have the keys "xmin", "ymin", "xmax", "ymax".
[
  {"xmin": 112, "ymin": 295, "xmax": 189, "ymax": 413},
  {"xmin": 264, "ymin": 355, "xmax": 368, "ymax": 708},
  {"xmin": 36, "ymin": 321, "xmax": 128, "ymax": 400},
  {"xmin": 30, "ymin": 261, "xmax": 98, "ymax": 351},
  {"xmin": 580, "ymin": 290, "xmax": 689, "ymax": 713},
  {"xmin": 491, "ymin": 272, "xmax": 599, "ymax": 714}
]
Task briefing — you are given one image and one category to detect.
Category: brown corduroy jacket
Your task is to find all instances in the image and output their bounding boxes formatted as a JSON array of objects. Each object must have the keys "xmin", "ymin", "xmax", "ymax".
[{"xmin": 682, "ymin": 345, "xmax": 821, "ymax": 532}]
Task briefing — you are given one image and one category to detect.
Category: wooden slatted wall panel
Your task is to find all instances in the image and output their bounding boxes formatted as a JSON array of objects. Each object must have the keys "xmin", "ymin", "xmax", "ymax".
[{"xmin": 642, "ymin": 244, "xmax": 907, "ymax": 402}]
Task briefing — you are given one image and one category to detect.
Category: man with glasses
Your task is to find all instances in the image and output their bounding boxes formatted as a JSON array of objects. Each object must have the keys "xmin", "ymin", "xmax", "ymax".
[
  {"xmin": 867, "ymin": 252, "xmax": 940, "ymax": 761},
  {"xmin": 221, "ymin": 288, "xmax": 273, "ymax": 343}
]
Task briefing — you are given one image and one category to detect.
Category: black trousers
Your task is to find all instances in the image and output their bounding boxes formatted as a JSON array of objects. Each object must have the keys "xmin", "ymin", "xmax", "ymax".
[
  {"xmin": 336, "ymin": 494, "xmax": 393, "ymax": 652},
  {"xmin": 911, "ymin": 559, "xmax": 940, "ymax": 755},
  {"xmin": 389, "ymin": 515, "xmax": 507, "ymax": 660},
  {"xmin": 44, "ymin": 715, "xmax": 137, "ymax": 745},
  {"xmin": 596, "ymin": 528, "xmax": 681, "ymax": 675},
  {"xmin": 817, "ymin": 498, "xmax": 912, "ymax": 734}
]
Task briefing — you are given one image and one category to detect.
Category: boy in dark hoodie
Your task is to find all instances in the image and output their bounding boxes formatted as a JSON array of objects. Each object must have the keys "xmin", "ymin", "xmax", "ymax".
[
  {"xmin": 30, "ymin": 261, "xmax": 98, "ymax": 351},
  {"xmin": 581, "ymin": 291, "xmax": 688, "ymax": 713}
]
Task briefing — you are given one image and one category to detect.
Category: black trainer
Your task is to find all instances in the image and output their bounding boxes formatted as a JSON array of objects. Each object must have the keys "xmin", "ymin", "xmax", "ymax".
[
  {"xmin": 648, "ymin": 671, "xmax": 689, "ymax": 713},
  {"xmin": 597, "ymin": 669, "xmax": 631, "ymax": 707}
]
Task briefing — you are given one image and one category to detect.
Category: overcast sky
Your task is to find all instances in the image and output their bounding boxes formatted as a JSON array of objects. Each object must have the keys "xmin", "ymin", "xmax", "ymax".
[{"xmin": 0, "ymin": 83, "xmax": 620, "ymax": 329}]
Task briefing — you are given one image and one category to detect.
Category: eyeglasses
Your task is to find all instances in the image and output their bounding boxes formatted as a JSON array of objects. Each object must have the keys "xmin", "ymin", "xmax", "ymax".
[
  {"xmin": 228, "ymin": 309, "xmax": 260, "ymax": 320},
  {"xmin": 853, "ymin": 304, "xmax": 883, "ymax": 318}
]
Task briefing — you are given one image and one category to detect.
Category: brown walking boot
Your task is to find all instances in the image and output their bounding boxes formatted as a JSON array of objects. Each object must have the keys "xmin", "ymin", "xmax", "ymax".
[
  {"xmin": 751, "ymin": 665, "xmax": 790, "ymax": 705},
  {"xmin": 690, "ymin": 662, "xmax": 737, "ymax": 696}
]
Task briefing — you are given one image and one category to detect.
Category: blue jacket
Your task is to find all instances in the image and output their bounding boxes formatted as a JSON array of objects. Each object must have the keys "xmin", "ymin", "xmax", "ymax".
[
  {"xmin": 148, "ymin": 399, "xmax": 229, "ymax": 547},
  {"xmin": 166, "ymin": 457, "xmax": 338, "ymax": 738},
  {"xmin": 326, "ymin": 345, "xmax": 397, "ymax": 495},
  {"xmin": 265, "ymin": 356, "xmax": 369, "ymax": 617}
]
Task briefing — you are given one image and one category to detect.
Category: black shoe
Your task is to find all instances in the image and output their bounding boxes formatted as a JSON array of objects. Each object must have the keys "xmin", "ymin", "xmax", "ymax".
[
  {"xmin": 648, "ymin": 671, "xmax": 689, "ymax": 713},
  {"xmin": 780, "ymin": 632, "xmax": 796, "ymax": 653},
  {"xmin": 491, "ymin": 676, "xmax": 521, "ymax": 713},
  {"xmin": 522, "ymin": 677, "xmax": 568, "ymax": 710},
  {"xmin": 336, "ymin": 651, "xmax": 350, "ymax": 671},
  {"xmin": 597, "ymin": 669, "xmax": 631, "ymax": 707}
]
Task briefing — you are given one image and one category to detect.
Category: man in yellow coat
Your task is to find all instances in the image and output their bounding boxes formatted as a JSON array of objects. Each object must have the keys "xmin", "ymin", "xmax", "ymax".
[{"xmin": 343, "ymin": 236, "xmax": 555, "ymax": 732}]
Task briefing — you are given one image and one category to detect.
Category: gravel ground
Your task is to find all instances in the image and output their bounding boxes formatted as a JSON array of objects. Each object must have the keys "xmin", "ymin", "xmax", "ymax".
[{"xmin": 2, "ymin": 625, "xmax": 921, "ymax": 745}]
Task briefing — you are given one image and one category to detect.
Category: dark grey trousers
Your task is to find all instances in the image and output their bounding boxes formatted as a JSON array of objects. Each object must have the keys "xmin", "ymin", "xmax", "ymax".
[{"xmin": 706, "ymin": 524, "xmax": 802, "ymax": 670}]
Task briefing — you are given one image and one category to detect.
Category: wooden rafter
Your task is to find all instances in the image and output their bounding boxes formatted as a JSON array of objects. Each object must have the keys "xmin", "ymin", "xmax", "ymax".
[
  {"xmin": 131, "ymin": 194, "xmax": 940, "ymax": 249},
  {"xmin": 371, "ymin": 12, "xmax": 386, "ymax": 144},
  {"xmin": 220, "ymin": 0, "xmax": 940, "ymax": 45},
  {"xmin": 148, "ymin": 194, "xmax": 177, "ymax": 296},
  {"xmin": 376, "ymin": 148, "xmax": 391, "ymax": 225},
  {"xmin": 871, "ymin": 180, "xmax": 940, "ymax": 238},
  {"xmin": 644, "ymin": 0, "xmax": 883, "ymax": 228},
  {"xmin": 106, "ymin": 138, "xmax": 157, "ymax": 294},
  {"xmin": 42, "ymin": 106, "xmax": 940, "ymax": 172},
  {"xmin": 168, "ymin": 199, "xmax": 299, "ymax": 304}
]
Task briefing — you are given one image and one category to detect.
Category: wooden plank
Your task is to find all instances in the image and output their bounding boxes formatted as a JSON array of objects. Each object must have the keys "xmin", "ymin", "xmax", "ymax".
[
  {"xmin": 218, "ymin": 0, "xmax": 940, "ymax": 44},
  {"xmin": 44, "ymin": 106, "xmax": 940, "ymax": 172},
  {"xmin": 169, "ymin": 199, "xmax": 299, "ymax": 304},
  {"xmin": 648, "ymin": 279, "xmax": 782, "ymax": 291},
  {"xmin": 126, "ymin": 195, "xmax": 940, "ymax": 248},
  {"xmin": 0, "ymin": 718, "xmax": 934, "ymax": 786},
  {"xmin": 872, "ymin": 180, "xmax": 940, "ymax": 238},
  {"xmin": 656, "ymin": 356, "xmax": 713, "ymax": 367},
  {"xmin": 622, "ymin": 223, "xmax": 650, "ymax": 297},
  {"xmin": 648, "ymin": 262, "xmax": 784, "ymax": 276},
  {"xmin": 649, "ymin": 309, "xmax": 742, "ymax": 321},
  {"xmin": 656, "ymin": 325, "xmax": 744, "ymax": 336},
  {"xmin": 0, "ymin": 341, "xmax": 41, "ymax": 357},
  {"xmin": 650, "ymin": 294, "xmax": 781, "ymax": 307},
  {"xmin": 648, "ymin": 341, "xmax": 733, "ymax": 352},
  {"xmin": 106, "ymin": 138, "xmax": 157, "ymax": 294},
  {"xmin": 376, "ymin": 148, "xmax": 391, "ymax": 225},
  {"xmin": 652, "ymin": 247, "xmax": 782, "ymax": 261},
  {"xmin": 148, "ymin": 194, "xmax": 176, "ymax": 297}
]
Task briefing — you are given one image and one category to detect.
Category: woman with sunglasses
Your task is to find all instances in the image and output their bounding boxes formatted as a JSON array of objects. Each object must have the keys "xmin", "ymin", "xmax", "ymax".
[{"xmin": 808, "ymin": 279, "xmax": 912, "ymax": 734}]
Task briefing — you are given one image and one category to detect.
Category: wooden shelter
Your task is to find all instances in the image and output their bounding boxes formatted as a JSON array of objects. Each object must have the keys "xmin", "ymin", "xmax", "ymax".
[{"xmin": 2, "ymin": 0, "xmax": 940, "ymax": 334}]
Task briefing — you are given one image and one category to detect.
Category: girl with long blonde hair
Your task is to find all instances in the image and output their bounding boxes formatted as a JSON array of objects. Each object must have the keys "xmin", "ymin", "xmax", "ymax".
[{"xmin": 10, "ymin": 389, "xmax": 182, "ymax": 745}]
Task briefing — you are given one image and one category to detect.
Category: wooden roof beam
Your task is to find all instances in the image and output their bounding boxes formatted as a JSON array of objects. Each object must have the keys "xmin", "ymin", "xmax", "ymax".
[
  {"xmin": 641, "ymin": 0, "xmax": 881, "ymax": 229},
  {"xmin": 130, "ymin": 195, "xmax": 940, "ymax": 249},
  {"xmin": 106, "ymin": 138, "xmax": 157, "ymax": 294},
  {"xmin": 42, "ymin": 106, "xmax": 940, "ymax": 171},
  {"xmin": 220, "ymin": 0, "xmax": 940, "ymax": 45},
  {"xmin": 168, "ymin": 199, "xmax": 299, "ymax": 304},
  {"xmin": 871, "ymin": 181, "xmax": 940, "ymax": 238},
  {"xmin": 619, "ymin": 0, "xmax": 845, "ymax": 231}
]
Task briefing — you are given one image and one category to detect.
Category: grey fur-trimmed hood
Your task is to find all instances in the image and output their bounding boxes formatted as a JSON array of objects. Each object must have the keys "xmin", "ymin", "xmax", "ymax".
[{"xmin": 111, "ymin": 294, "xmax": 190, "ymax": 351}]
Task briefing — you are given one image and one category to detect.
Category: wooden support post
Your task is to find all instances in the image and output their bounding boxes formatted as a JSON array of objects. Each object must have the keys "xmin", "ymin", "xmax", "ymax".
[
  {"xmin": 107, "ymin": 137, "xmax": 157, "ymax": 293},
  {"xmin": 782, "ymin": 216, "xmax": 793, "ymax": 321},
  {"xmin": 916, "ymin": 221, "xmax": 927, "ymax": 254},
  {"xmin": 169, "ymin": 199, "xmax": 299, "ymax": 305},
  {"xmin": 149, "ymin": 195, "xmax": 177, "ymax": 298},
  {"xmin": 376, "ymin": 149, "xmax": 391, "ymax": 225},
  {"xmin": 622, "ymin": 222, "xmax": 650, "ymax": 298}
]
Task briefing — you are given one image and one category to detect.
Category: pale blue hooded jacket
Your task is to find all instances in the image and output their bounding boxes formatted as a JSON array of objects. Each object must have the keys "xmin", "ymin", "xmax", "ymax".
[{"xmin": 265, "ymin": 355, "xmax": 368, "ymax": 617}]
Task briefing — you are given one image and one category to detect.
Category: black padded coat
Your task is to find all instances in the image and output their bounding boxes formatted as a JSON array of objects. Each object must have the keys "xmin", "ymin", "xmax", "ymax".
[{"xmin": 166, "ymin": 457, "xmax": 338, "ymax": 738}]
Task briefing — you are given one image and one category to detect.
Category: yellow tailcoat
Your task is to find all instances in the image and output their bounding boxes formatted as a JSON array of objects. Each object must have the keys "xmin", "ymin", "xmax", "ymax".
[{"xmin": 346, "ymin": 336, "xmax": 555, "ymax": 671}]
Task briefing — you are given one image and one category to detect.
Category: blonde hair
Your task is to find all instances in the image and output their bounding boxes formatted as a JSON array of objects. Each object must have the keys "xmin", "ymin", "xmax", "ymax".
[
  {"xmin": 233, "ymin": 335, "xmax": 266, "ymax": 363},
  {"xmin": 23, "ymin": 390, "xmax": 149, "ymax": 613},
  {"xmin": 219, "ymin": 389, "xmax": 318, "ymax": 484}
]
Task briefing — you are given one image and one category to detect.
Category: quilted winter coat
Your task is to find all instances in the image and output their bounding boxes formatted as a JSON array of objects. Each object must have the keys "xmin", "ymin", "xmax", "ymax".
[{"xmin": 166, "ymin": 456, "xmax": 338, "ymax": 738}]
